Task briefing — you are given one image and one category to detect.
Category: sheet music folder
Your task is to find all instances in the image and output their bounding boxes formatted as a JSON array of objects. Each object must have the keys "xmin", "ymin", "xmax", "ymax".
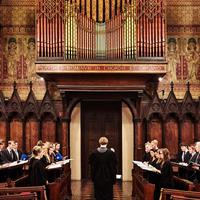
[
  {"xmin": 46, "ymin": 159, "xmax": 72, "ymax": 170},
  {"xmin": 133, "ymin": 160, "xmax": 159, "ymax": 173}
]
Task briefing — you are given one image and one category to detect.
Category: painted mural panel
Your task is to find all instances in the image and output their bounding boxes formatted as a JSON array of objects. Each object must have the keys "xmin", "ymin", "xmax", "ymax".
[{"xmin": 0, "ymin": 2, "xmax": 46, "ymax": 101}]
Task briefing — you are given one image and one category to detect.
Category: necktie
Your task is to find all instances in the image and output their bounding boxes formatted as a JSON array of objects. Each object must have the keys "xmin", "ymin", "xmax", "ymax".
[
  {"xmin": 182, "ymin": 152, "xmax": 185, "ymax": 162},
  {"xmin": 195, "ymin": 153, "xmax": 199, "ymax": 163},
  {"xmin": 10, "ymin": 150, "xmax": 13, "ymax": 160}
]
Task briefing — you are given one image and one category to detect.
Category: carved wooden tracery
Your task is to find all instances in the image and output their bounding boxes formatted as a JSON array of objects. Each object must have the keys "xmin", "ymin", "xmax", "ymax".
[{"xmin": 144, "ymin": 82, "xmax": 200, "ymax": 159}]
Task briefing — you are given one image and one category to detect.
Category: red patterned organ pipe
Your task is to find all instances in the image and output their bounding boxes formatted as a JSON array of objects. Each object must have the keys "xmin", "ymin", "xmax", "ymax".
[
  {"xmin": 36, "ymin": 0, "xmax": 65, "ymax": 58},
  {"xmin": 136, "ymin": 0, "xmax": 166, "ymax": 58}
]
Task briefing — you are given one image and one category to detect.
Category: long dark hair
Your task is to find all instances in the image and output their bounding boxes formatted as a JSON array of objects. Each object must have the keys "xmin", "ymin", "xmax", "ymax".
[{"xmin": 160, "ymin": 148, "xmax": 170, "ymax": 167}]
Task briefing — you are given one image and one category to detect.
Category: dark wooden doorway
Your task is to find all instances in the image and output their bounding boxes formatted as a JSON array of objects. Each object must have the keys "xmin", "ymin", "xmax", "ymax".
[{"xmin": 81, "ymin": 101, "xmax": 122, "ymax": 179}]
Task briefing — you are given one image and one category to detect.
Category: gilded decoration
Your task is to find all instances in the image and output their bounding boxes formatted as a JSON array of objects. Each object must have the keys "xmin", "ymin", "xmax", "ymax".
[
  {"xmin": 0, "ymin": 3, "xmax": 46, "ymax": 101},
  {"xmin": 158, "ymin": 36, "xmax": 200, "ymax": 99},
  {"xmin": 158, "ymin": 1, "xmax": 200, "ymax": 99},
  {"xmin": 1, "ymin": 0, "xmax": 200, "ymax": 100}
]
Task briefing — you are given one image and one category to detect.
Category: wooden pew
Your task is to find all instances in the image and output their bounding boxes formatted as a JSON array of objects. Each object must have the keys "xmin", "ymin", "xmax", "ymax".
[
  {"xmin": 132, "ymin": 163, "xmax": 155, "ymax": 200},
  {"xmin": 159, "ymin": 188, "xmax": 200, "ymax": 200},
  {"xmin": 173, "ymin": 176, "xmax": 195, "ymax": 191},
  {"xmin": 0, "ymin": 192, "xmax": 37, "ymax": 200},
  {"xmin": 170, "ymin": 195, "xmax": 200, "ymax": 200},
  {"xmin": 0, "ymin": 186, "xmax": 46, "ymax": 200}
]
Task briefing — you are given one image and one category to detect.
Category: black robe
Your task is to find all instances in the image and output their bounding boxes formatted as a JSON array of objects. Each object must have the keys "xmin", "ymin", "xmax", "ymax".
[
  {"xmin": 89, "ymin": 148, "xmax": 117, "ymax": 200},
  {"xmin": 154, "ymin": 160, "xmax": 173, "ymax": 200},
  {"xmin": 29, "ymin": 157, "xmax": 47, "ymax": 186}
]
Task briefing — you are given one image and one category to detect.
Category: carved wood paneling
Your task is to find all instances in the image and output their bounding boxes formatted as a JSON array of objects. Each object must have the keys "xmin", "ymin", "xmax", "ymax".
[
  {"xmin": 148, "ymin": 118, "xmax": 162, "ymax": 147},
  {"xmin": 165, "ymin": 118, "xmax": 178, "ymax": 159},
  {"xmin": 25, "ymin": 119, "xmax": 39, "ymax": 153},
  {"xmin": 0, "ymin": 91, "xmax": 7, "ymax": 120},
  {"xmin": 0, "ymin": 121, "xmax": 7, "ymax": 143},
  {"xmin": 42, "ymin": 121, "xmax": 56, "ymax": 142},
  {"xmin": 10, "ymin": 120, "xmax": 23, "ymax": 148},
  {"xmin": 181, "ymin": 119, "xmax": 194, "ymax": 145},
  {"xmin": 198, "ymin": 122, "xmax": 200, "ymax": 141}
]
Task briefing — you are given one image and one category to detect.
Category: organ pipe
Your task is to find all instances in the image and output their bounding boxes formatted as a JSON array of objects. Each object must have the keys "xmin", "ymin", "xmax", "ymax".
[{"xmin": 36, "ymin": 0, "xmax": 166, "ymax": 60}]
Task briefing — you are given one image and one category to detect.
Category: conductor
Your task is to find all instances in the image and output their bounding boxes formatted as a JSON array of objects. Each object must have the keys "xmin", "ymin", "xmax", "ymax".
[{"xmin": 89, "ymin": 136, "xmax": 117, "ymax": 200}]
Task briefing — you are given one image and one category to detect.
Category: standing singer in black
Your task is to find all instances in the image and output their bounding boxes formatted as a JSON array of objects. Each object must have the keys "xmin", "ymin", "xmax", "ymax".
[{"xmin": 89, "ymin": 137, "xmax": 117, "ymax": 200}]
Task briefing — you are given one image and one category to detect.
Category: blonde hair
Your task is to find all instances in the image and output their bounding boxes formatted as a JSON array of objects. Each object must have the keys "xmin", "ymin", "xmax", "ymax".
[
  {"xmin": 99, "ymin": 137, "xmax": 108, "ymax": 145},
  {"xmin": 32, "ymin": 146, "xmax": 42, "ymax": 157}
]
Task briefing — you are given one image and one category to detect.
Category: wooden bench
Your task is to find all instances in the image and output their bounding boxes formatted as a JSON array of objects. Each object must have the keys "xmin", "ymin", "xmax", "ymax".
[
  {"xmin": 159, "ymin": 188, "xmax": 200, "ymax": 200},
  {"xmin": 170, "ymin": 194, "xmax": 200, "ymax": 200},
  {"xmin": 0, "ymin": 186, "xmax": 46, "ymax": 200},
  {"xmin": 0, "ymin": 192, "xmax": 37, "ymax": 200}
]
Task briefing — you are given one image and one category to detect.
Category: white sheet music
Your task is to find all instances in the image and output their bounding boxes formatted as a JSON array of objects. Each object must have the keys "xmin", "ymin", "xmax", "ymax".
[
  {"xmin": 46, "ymin": 159, "xmax": 72, "ymax": 170},
  {"xmin": 133, "ymin": 160, "xmax": 159, "ymax": 173},
  {"xmin": 0, "ymin": 160, "xmax": 28, "ymax": 169}
]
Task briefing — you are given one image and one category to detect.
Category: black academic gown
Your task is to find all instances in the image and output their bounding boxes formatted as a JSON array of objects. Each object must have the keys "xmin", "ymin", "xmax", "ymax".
[
  {"xmin": 29, "ymin": 157, "xmax": 47, "ymax": 186},
  {"xmin": 89, "ymin": 148, "xmax": 117, "ymax": 200},
  {"xmin": 1, "ymin": 149, "xmax": 15, "ymax": 163},
  {"xmin": 154, "ymin": 161, "xmax": 173, "ymax": 200}
]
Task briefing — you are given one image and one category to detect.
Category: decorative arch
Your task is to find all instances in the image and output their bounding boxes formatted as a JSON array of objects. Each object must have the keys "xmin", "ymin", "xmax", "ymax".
[
  {"xmin": 7, "ymin": 83, "xmax": 23, "ymax": 149},
  {"xmin": 24, "ymin": 82, "xmax": 40, "ymax": 152}
]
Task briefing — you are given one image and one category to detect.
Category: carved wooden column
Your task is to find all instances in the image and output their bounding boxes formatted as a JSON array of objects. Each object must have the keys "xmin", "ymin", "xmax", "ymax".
[
  {"xmin": 178, "ymin": 118, "xmax": 183, "ymax": 145},
  {"xmin": 61, "ymin": 117, "xmax": 70, "ymax": 157},
  {"xmin": 134, "ymin": 118, "xmax": 143, "ymax": 161},
  {"xmin": 162, "ymin": 117, "xmax": 166, "ymax": 147},
  {"xmin": 194, "ymin": 119, "xmax": 199, "ymax": 142},
  {"xmin": 6, "ymin": 120, "xmax": 10, "ymax": 143},
  {"xmin": 38, "ymin": 121, "xmax": 42, "ymax": 141},
  {"xmin": 22, "ymin": 119, "xmax": 26, "ymax": 152}
]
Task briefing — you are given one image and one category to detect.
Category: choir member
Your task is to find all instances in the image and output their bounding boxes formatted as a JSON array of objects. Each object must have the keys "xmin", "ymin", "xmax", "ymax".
[
  {"xmin": 29, "ymin": 146, "xmax": 48, "ymax": 186},
  {"xmin": 151, "ymin": 139, "xmax": 159, "ymax": 151},
  {"xmin": 154, "ymin": 150, "xmax": 162, "ymax": 170},
  {"xmin": 148, "ymin": 149, "xmax": 159, "ymax": 184},
  {"xmin": 154, "ymin": 148, "xmax": 174, "ymax": 200},
  {"xmin": 0, "ymin": 140, "xmax": 5, "ymax": 164},
  {"xmin": 89, "ymin": 137, "xmax": 117, "ymax": 200},
  {"xmin": 194, "ymin": 142, "xmax": 200, "ymax": 164},
  {"xmin": 1, "ymin": 140, "xmax": 16, "ymax": 163},
  {"xmin": 143, "ymin": 142, "xmax": 152, "ymax": 162},
  {"xmin": 40, "ymin": 146, "xmax": 51, "ymax": 167},
  {"xmin": 54, "ymin": 143, "xmax": 63, "ymax": 161},
  {"xmin": 149, "ymin": 149, "xmax": 158, "ymax": 167},
  {"xmin": 177, "ymin": 143, "xmax": 190, "ymax": 163},
  {"xmin": 13, "ymin": 141, "xmax": 22, "ymax": 161},
  {"xmin": 36, "ymin": 140, "xmax": 44, "ymax": 147},
  {"xmin": 192, "ymin": 142, "xmax": 200, "ymax": 182},
  {"xmin": 48, "ymin": 145, "xmax": 56, "ymax": 163},
  {"xmin": 188, "ymin": 144, "xmax": 198, "ymax": 164}
]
